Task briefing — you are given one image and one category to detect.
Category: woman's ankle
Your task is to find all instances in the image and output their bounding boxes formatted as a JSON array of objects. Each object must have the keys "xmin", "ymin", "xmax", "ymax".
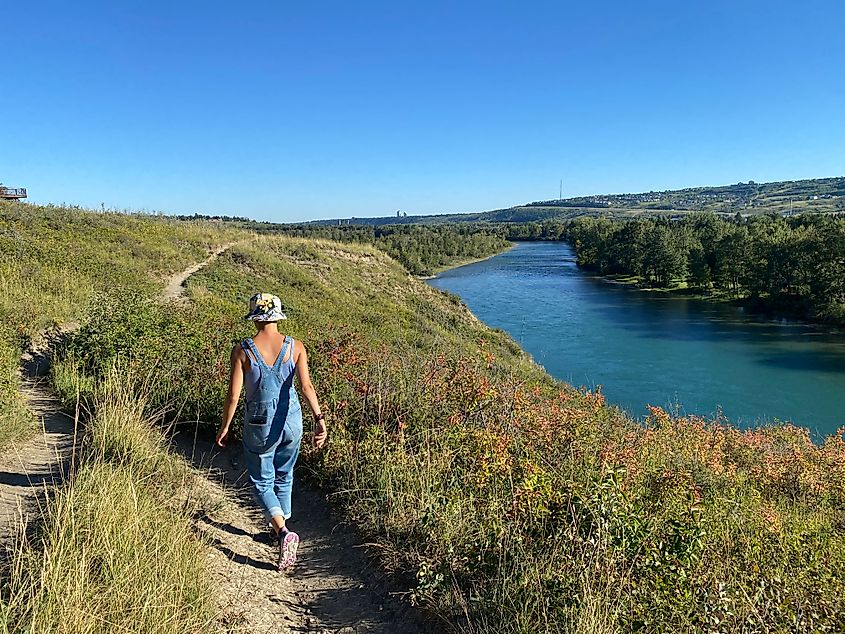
[{"xmin": 270, "ymin": 516, "xmax": 286, "ymax": 535}]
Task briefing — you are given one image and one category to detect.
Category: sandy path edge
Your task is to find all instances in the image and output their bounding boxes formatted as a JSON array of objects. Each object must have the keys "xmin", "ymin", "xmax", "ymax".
[{"xmin": 0, "ymin": 242, "xmax": 239, "ymax": 544}]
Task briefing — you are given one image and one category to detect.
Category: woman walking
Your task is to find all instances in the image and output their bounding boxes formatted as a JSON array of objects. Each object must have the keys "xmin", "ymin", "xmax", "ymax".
[{"xmin": 216, "ymin": 293, "xmax": 327, "ymax": 570}]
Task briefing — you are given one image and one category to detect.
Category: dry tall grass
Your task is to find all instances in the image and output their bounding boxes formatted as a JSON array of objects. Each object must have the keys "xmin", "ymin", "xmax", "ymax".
[{"xmin": 0, "ymin": 370, "xmax": 213, "ymax": 634}]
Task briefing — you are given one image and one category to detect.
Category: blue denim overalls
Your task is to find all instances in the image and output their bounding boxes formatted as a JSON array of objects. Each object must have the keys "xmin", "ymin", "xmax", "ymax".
[{"xmin": 241, "ymin": 335, "xmax": 303, "ymax": 521}]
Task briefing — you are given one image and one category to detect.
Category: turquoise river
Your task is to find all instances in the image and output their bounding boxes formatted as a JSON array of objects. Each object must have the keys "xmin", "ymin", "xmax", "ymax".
[{"xmin": 429, "ymin": 241, "xmax": 845, "ymax": 438}]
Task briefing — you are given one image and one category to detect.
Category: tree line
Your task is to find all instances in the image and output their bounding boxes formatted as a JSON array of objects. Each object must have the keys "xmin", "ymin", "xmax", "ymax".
[
  {"xmin": 273, "ymin": 213, "xmax": 845, "ymax": 323},
  {"xmin": 557, "ymin": 213, "xmax": 845, "ymax": 323},
  {"xmin": 275, "ymin": 223, "xmax": 510, "ymax": 276}
]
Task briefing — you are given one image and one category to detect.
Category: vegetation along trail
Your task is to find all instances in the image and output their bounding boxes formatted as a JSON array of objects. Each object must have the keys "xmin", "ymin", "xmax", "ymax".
[
  {"xmin": 0, "ymin": 239, "xmax": 244, "ymax": 544},
  {"xmin": 163, "ymin": 240, "xmax": 432, "ymax": 631}
]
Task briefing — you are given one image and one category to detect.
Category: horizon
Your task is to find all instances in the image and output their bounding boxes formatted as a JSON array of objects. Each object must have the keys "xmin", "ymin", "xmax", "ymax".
[
  {"xmin": 3, "ymin": 1, "xmax": 844, "ymax": 222},
  {"xmin": 10, "ymin": 172, "xmax": 844, "ymax": 223}
]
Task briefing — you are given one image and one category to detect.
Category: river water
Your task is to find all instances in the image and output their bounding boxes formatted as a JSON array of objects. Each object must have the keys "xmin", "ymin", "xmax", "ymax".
[{"xmin": 429, "ymin": 241, "xmax": 845, "ymax": 437}]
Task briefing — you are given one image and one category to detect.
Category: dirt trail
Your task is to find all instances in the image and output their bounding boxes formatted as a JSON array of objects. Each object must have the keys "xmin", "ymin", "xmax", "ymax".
[
  {"xmin": 176, "ymin": 431, "xmax": 435, "ymax": 633},
  {"xmin": 0, "ymin": 325, "xmax": 78, "ymax": 546},
  {"xmin": 163, "ymin": 242, "xmax": 241, "ymax": 301},
  {"xmin": 0, "ymin": 242, "xmax": 239, "ymax": 545}
]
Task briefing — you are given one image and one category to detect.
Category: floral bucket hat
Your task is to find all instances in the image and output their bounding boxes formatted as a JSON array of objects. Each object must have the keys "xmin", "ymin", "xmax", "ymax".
[{"xmin": 244, "ymin": 292, "xmax": 287, "ymax": 322}]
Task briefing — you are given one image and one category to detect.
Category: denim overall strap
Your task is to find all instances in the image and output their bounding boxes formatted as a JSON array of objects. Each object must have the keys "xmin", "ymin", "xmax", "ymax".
[
  {"xmin": 284, "ymin": 338, "xmax": 296, "ymax": 372},
  {"xmin": 245, "ymin": 337, "xmax": 291, "ymax": 374},
  {"xmin": 241, "ymin": 340, "xmax": 262, "ymax": 382},
  {"xmin": 243, "ymin": 338, "xmax": 269, "ymax": 370},
  {"xmin": 272, "ymin": 336, "xmax": 292, "ymax": 372}
]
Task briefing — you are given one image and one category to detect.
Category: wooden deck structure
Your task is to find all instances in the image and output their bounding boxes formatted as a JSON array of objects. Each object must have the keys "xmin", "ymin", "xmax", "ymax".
[{"xmin": 0, "ymin": 187, "xmax": 27, "ymax": 200}]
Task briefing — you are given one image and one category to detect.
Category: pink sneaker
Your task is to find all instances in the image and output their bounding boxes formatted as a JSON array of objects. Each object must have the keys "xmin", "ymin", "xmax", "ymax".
[{"xmin": 278, "ymin": 530, "xmax": 299, "ymax": 571}]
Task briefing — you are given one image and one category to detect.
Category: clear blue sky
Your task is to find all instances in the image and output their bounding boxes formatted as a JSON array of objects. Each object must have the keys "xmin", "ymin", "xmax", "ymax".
[{"xmin": 2, "ymin": 1, "xmax": 844, "ymax": 222}]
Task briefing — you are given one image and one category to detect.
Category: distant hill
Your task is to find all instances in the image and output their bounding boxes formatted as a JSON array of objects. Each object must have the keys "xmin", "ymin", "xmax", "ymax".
[{"xmin": 310, "ymin": 175, "xmax": 845, "ymax": 226}]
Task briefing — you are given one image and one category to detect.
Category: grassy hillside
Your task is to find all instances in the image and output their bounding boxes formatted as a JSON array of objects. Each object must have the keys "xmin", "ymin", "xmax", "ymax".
[
  {"xmin": 0, "ymin": 202, "xmax": 249, "ymax": 632},
  {"xmin": 40, "ymin": 216, "xmax": 845, "ymax": 632},
  {"xmin": 271, "ymin": 224, "xmax": 510, "ymax": 276},
  {"xmin": 308, "ymin": 175, "xmax": 845, "ymax": 225},
  {"xmin": 0, "ymin": 200, "xmax": 242, "ymax": 447}
]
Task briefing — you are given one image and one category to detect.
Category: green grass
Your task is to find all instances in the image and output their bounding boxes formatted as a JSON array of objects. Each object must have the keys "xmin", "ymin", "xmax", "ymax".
[
  {"xmin": 602, "ymin": 274, "xmax": 733, "ymax": 298},
  {"xmin": 0, "ymin": 201, "xmax": 243, "ymax": 448}
]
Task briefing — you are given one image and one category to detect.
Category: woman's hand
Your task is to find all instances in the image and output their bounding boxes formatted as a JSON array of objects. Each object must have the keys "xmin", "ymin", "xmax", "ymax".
[
  {"xmin": 313, "ymin": 418, "xmax": 328, "ymax": 449},
  {"xmin": 216, "ymin": 425, "xmax": 230, "ymax": 448},
  {"xmin": 295, "ymin": 345, "xmax": 327, "ymax": 449}
]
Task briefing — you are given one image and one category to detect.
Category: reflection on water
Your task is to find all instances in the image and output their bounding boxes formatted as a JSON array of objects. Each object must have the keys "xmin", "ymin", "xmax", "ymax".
[{"xmin": 429, "ymin": 241, "xmax": 845, "ymax": 437}]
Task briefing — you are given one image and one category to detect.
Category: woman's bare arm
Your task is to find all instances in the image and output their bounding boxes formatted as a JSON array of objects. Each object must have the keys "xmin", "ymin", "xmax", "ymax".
[
  {"xmin": 294, "ymin": 343, "xmax": 327, "ymax": 448},
  {"xmin": 217, "ymin": 344, "xmax": 245, "ymax": 447}
]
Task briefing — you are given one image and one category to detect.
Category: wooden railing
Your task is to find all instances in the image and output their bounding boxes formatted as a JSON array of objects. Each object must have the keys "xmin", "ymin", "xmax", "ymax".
[{"xmin": 0, "ymin": 187, "xmax": 27, "ymax": 199}]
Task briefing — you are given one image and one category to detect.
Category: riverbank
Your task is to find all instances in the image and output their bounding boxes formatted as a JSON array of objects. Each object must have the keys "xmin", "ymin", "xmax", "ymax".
[
  {"xmin": 418, "ymin": 242, "xmax": 515, "ymax": 279},
  {"xmin": 271, "ymin": 222, "xmax": 510, "ymax": 277},
  {"xmin": 429, "ymin": 240, "xmax": 845, "ymax": 435},
  {"xmin": 593, "ymin": 271, "xmax": 845, "ymax": 327},
  {"xmin": 599, "ymin": 273, "xmax": 736, "ymax": 301},
  {"xmin": 562, "ymin": 213, "xmax": 845, "ymax": 327}
]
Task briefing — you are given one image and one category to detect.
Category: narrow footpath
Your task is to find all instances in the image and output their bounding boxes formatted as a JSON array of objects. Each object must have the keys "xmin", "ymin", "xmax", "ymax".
[
  {"xmin": 0, "ymin": 325, "xmax": 78, "ymax": 546},
  {"xmin": 163, "ymin": 241, "xmax": 241, "ymax": 301},
  {"xmin": 0, "ymin": 241, "xmax": 436, "ymax": 632},
  {"xmin": 176, "ymin": 431, "xmax": 433, "ymax": 633}
]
